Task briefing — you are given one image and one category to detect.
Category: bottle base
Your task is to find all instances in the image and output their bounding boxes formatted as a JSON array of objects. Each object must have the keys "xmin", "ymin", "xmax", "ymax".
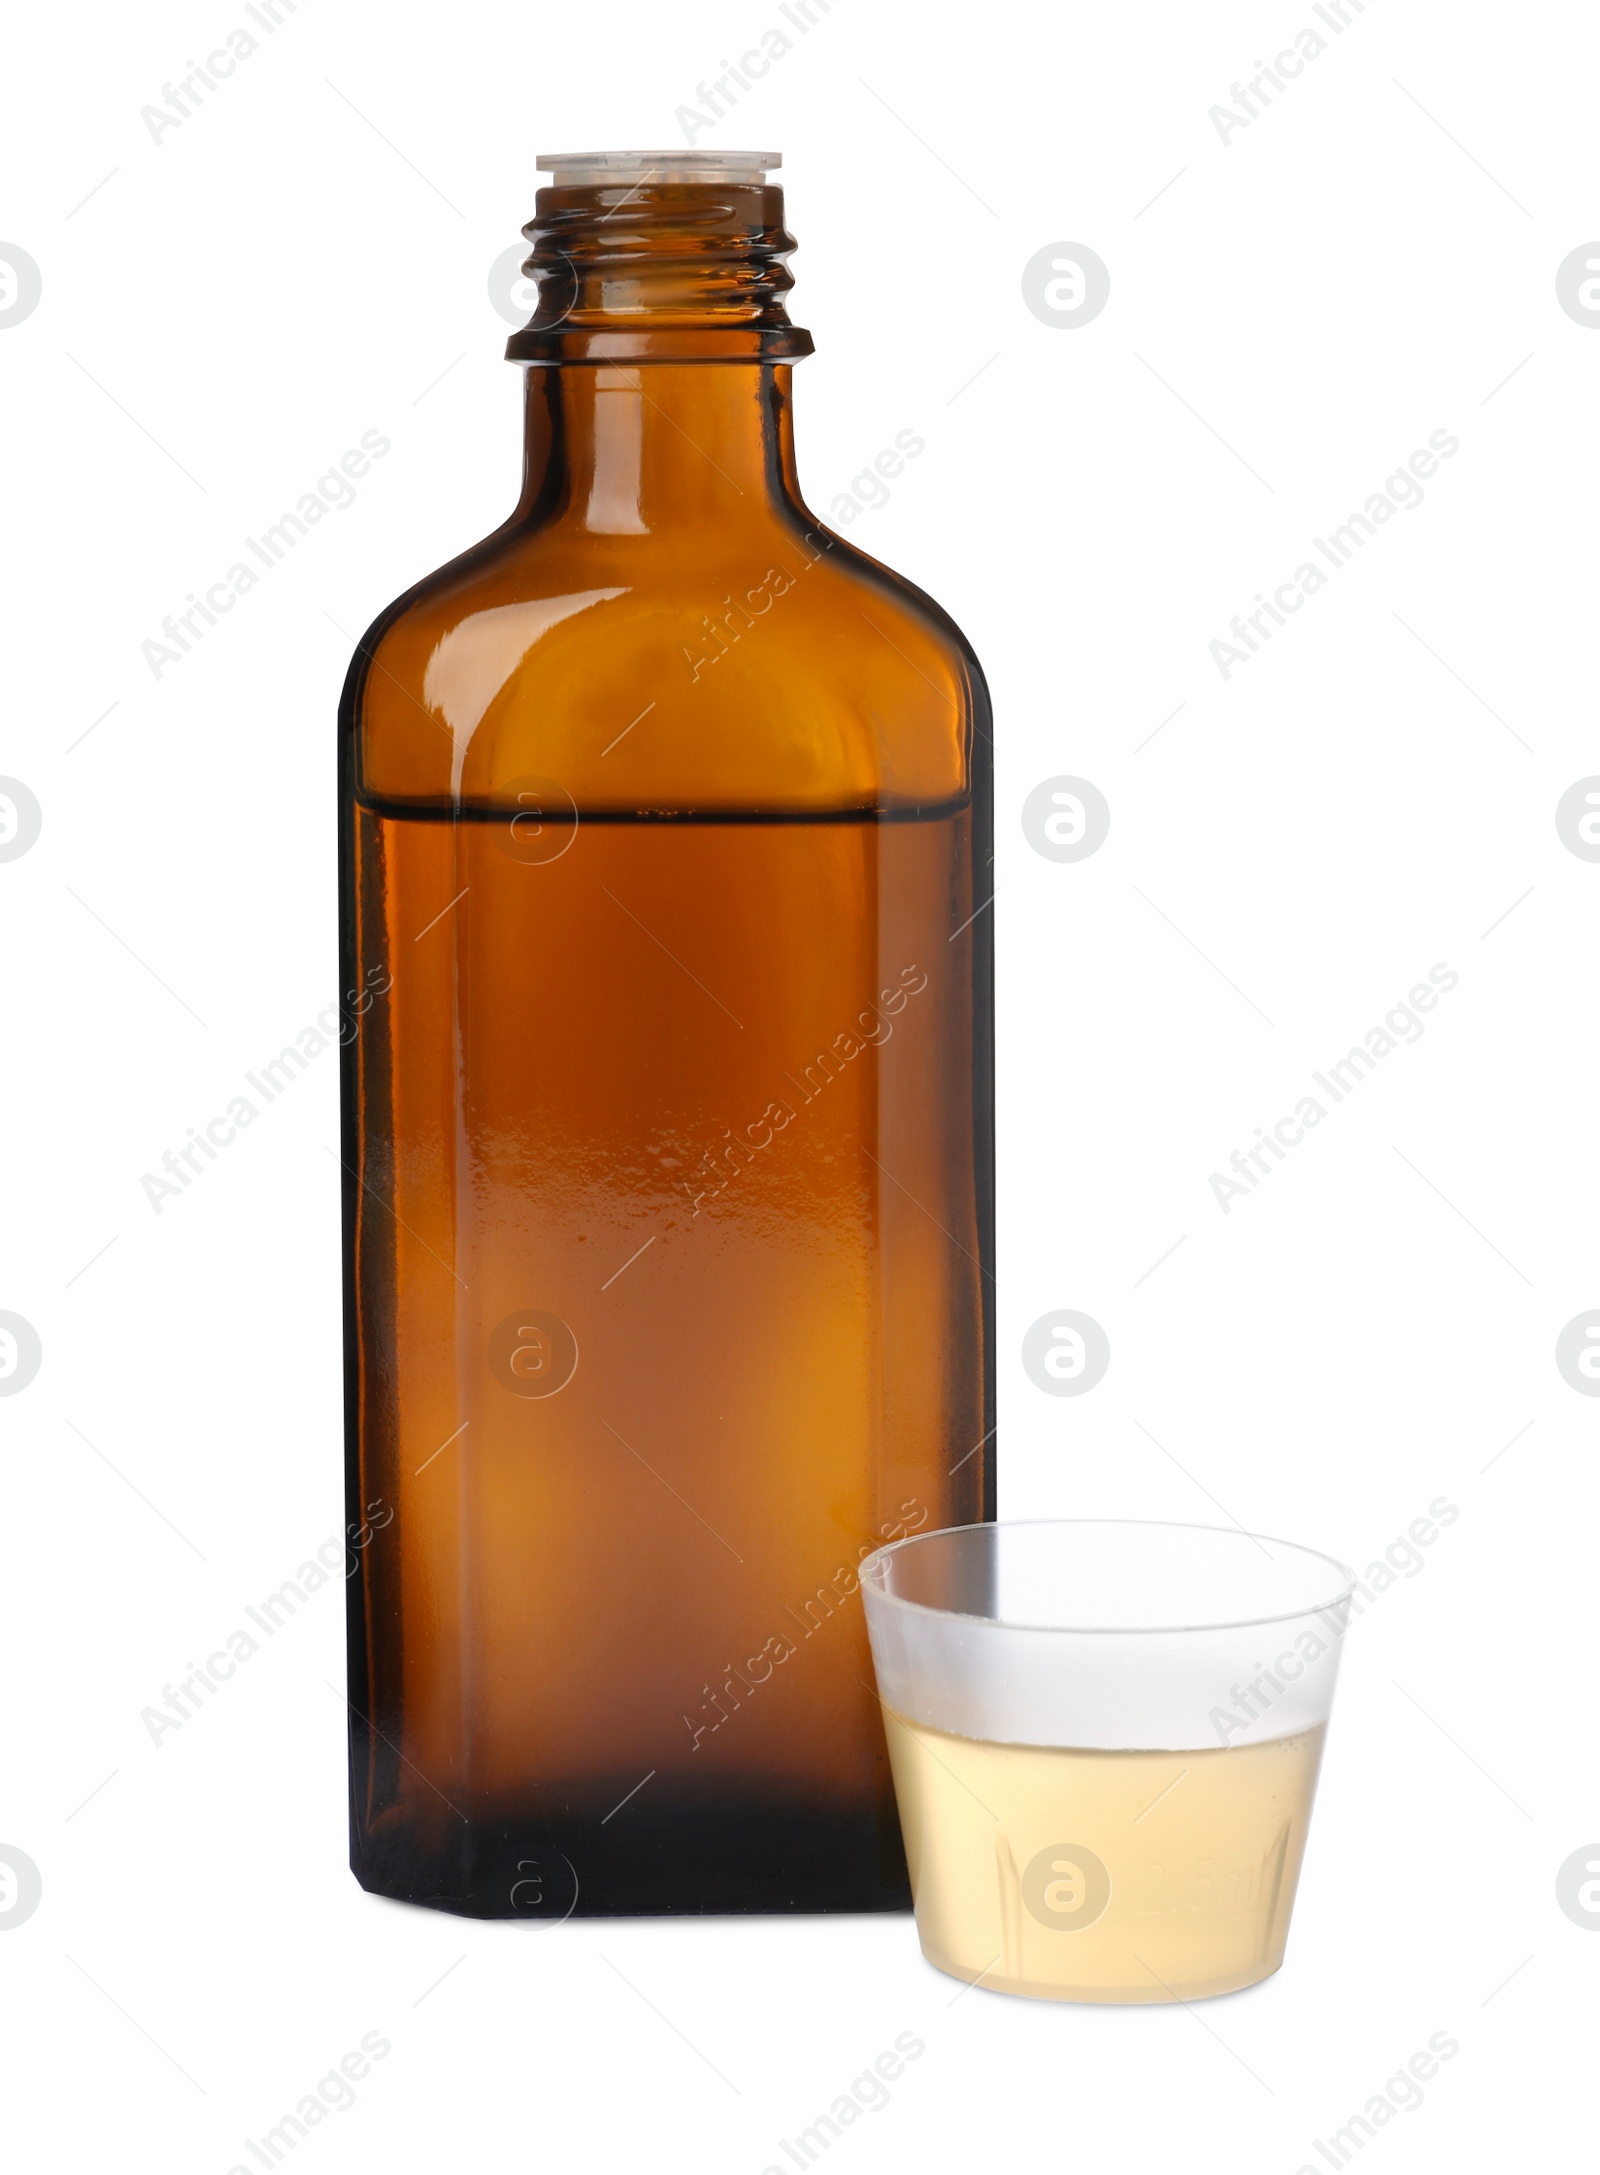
[{"xmin": 351, "ymin": 1799, "xmax": 913, "ymax": 1920}]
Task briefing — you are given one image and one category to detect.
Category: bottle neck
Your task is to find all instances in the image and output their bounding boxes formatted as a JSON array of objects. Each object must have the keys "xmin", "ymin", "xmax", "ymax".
[
  {"xmin": 505, "ymin": 174, "xmax": 811, "ymax": 533},
  {"xmin": 515, "ymin": 362, "xmax": 802, "ymax": 532}
]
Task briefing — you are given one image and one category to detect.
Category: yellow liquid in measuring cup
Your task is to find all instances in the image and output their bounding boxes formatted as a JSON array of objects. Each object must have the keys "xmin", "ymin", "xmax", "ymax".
[{"xmin": 883, "ymin": 1712, "xmax": 1326, "ymax": 2002}]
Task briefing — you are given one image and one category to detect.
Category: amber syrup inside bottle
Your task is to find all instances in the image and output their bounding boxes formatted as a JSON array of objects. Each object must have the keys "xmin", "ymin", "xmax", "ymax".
[{"xmin": 339, "ymin": 150, "xmax": 994, "ymax": 1916}]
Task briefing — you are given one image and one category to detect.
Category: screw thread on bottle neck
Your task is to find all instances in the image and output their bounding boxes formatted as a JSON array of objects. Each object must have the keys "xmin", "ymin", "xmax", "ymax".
[{"xmin": 506, "ymin": 177, "xmax": 813, "ymax": 366}]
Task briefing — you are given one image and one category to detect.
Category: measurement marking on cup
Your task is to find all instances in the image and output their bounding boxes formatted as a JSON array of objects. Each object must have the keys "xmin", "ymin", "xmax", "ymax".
[{"xmin": 1133, "ymin": 1769, "xmax": 1189, "ymax": 1825}]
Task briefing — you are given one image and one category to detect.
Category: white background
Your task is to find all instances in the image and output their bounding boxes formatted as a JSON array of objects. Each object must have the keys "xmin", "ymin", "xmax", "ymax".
[{"xmin": 2, "ymin": 0, "xmax": 1595, "ymax": 2167}]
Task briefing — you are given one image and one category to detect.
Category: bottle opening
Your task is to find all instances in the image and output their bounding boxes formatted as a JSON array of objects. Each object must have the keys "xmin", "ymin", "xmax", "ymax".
[{"xmin": 536, "ymin": 148, "xmax": 782, "ymax": 187}]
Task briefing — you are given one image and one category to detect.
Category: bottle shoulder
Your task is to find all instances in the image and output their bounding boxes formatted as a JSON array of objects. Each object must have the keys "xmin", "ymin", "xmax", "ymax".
[{"xmin": 345, "ymin": 509, "xmax": 987, "ymax": 814}]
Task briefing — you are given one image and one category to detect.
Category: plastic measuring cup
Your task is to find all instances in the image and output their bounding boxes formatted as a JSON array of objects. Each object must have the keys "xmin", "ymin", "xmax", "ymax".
[{"xmin": 861, "ymin": 1519, "xmax": 1355, "ymax": 2002}]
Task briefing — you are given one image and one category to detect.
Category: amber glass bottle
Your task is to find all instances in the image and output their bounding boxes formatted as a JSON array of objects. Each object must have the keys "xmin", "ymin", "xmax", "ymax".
[{"xmin": 338, "ymin": 150, "xmax": 993, "ymax": 1918}]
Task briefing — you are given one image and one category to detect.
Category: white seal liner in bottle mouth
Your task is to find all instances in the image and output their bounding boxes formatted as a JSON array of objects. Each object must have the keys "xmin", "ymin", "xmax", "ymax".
[
  {"xmin": 861, "ymin": 1519, "xmax": 1356, "ymax": 1754},
  {"xmin": 537, "ymin": 150, "xmax": 782, "ymax": 187}
]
